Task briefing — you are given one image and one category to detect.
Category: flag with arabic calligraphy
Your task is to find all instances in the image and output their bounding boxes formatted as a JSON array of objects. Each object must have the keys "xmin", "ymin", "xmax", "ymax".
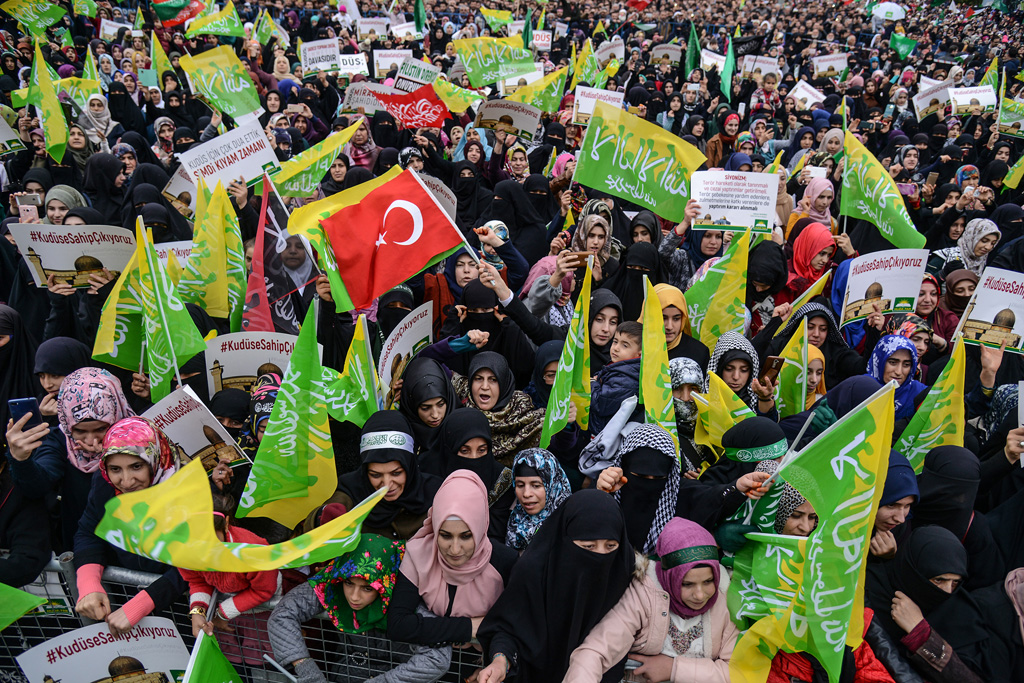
[
  {"xmin": 324, "ymin": 314, "xmax": 382, "ymax": 428},
  {"xmin": 373, "ymin": 83, "xmax": 449, "ymax": 129},
  {"xmin": 540, "ymin": 261, "xmax": 592, "ymax": 446},
  {"xmin": 895, "ymin": 334, "xmax": 965, "ymax": 472},
  {"xmin": 684, "ymin": 230, "xmax": 749, "ymax": 348}
]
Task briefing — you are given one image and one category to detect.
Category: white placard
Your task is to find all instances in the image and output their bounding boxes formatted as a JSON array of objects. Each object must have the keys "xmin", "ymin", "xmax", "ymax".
[
  {"xmin": 912, "ymin": 79, "xmax": 952, "ymax": 120},
  {"xmin": 393, "ymin": 56, "xmax": 442, "ymax": 92},
  {"xmin": 205, "ymin": 331, "xmax": 300, "ymax": 397},
  {"xmin": 337, "ymin": 52, "xmax": 370, "ymax": 75},
  {"xmin": 301, "ymin": 38, "xmax": 342, "ymax": 75},
  {"xmin": 532, "ymin": 30, "xmax": 552, "ymax": 52},
  {"xmin": 596, "ymin": 40, "xmax": 625, "ymax": 65},
  {"xmin": 177, "ymin": 119, "xmax": 281, "ymax": 190},
  {"xmin": 742, "ymin": 55, "xmax": 781, "ymax": 80},
  {"xmin": 571, "ymin": 86, "xmax": 625, "ymax": 125},
  {"xmin": 956, "ymin": 267, "xmax": 1024, "ymax": 355},
  {"xmin": 342, "ymin": 82, "xmax": 398, "ymax": 113},
  {"xmin": 144, "ymin": 385, "xmax": 249, "ymax": 470},
  {"xmin": 811, "ymin": 53, "xmax": 848, "ymax": 79},
  {"xmin": 840, "ymin": 248, "xmax": 928, "ymax": 326},
  {"xmin": 379, "ymin": 301, "xmax": 433, "ymax": 407},
  {"xmin": 389, "ymin": 21, "xmax": 423, "ymax": 40},
  {"xmin": 700, "ymin": 49, "xmax": 726, "ymax": 73},
  {"xmin": 8, "ymin": 223, "xmax": 135, "ymax": 288},
  {"xmin": 651, "ymin": 44, "xmax": 682, "ymax": 66},
  {"xmin": 373, "ymin": 48, "xmax": 413, "ymax": 78},
  {"xmin": 154, "ymin": 240, "xmax": 193, "ymax": 270},
  {"xmin": 16, "ymin": 617, "xmax": 189, "ymax": 683},
  {"xmin": 474, "ymin": 99, "xmax": 543, "ymax": 142},
  {"xmin": 416, "ymin": 171, "xmax": 456, "ymax": 221},
  {"xmin": 689, "ymin": 170, "xmax": 779, "ymax": 233},
  {"xmin": 99, "ymin": 18, "xmax": 132, "ymax": 41},
  {"xmin": 499, "ymin": 61, "xmax": 544, "ymax": 95},
  {"xmin": 949, "ymin": 85, "xmax": 998, "ymax": 115},
  {"xmin": 554, "ymin": 21, "xmax": 568, "ymax": 38},
  {"xmin": 0, "ymin": 116, "xmax": 26, "ymax": 157},
  {"xmin": 162, "ymin": 163, "xmax": 198, "ymax": 218},
  {"xmin": 357, "ymin": 17, "xmax": 389, "ymax": 40},
  {"xmin": 790, "ymin": 80, "xmax": 826, "ymax": 110},
  {"xmin": 508, "ymin": 19, "xmax": 525, "ymax": 35},
  {"xmin": 919, "ymin": 75, "xmax": 944, "ymax": 88}
]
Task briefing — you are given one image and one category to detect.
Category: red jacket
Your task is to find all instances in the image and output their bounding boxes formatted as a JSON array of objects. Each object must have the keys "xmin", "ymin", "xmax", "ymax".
[
  {"xmin": 767, "ymin": 609, "xmax": 895, "ymax": 683},
  {"xmin": 179, "ymin": 526, "xmax": 281, "ymax": 620}
]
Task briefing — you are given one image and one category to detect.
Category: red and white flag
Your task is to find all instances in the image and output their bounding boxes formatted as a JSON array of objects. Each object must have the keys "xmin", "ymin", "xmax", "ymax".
[{"xmin": 373, "ymin": 84, "xmax": 449, "ymax": 129}]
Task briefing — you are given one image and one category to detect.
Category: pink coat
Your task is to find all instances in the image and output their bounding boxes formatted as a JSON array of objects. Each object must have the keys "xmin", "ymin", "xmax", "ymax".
[{"xmin": 563, "ymin": 558, "xmax": 738, "ymax": 683}]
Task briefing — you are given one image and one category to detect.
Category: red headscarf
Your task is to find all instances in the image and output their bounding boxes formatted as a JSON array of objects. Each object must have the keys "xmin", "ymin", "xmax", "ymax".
[
  {"xmin": 720, "ymin": 113, "xmax": 741, "ymax": 144},
  {"xmin": 790, "ymin": 222, "xmax": 835, "ymax": 282}
]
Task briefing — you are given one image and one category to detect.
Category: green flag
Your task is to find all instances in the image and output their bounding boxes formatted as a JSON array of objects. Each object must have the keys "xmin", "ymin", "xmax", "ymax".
[
  {"xmin": 179, "ymin": 46, "xmax": 262, "ymax": 120},
  {"xmin": 184, "ymin": 632, "xmax": 244, "ymax": 683},
  {"xmin": 570, "ymin": 39, "xmax": 605, "ymax": 89},
  {"xmin": 479, "ymin": 7, "xmax": 513, "ymax": 30},
  {"xmin": 540, "ymin": 261, "xmax": 592, "ymax": 447},
  {"xmin": 73, "ymin": 0, "xmax": 98, "ymax": 18},
  {"xmin": 92, "ymin": 243, "xmax": 145, "ymax": 371},
  {"xmin": 324, "ymin": 314, "xmax": 382, "ymax": 428},
  {"xmin": 981, "ymin": 56, "xmax": 999, "ymax": 92},
  {"xmin": 185, "ymin": 0, "xmax": 245, "ymax": 38},
  {"xmin": 133, "ymin": 6, "xmax": 146, "ymax": 29},
  {"xmin": 729, "ymin": 382, "xmax": 896, "ymax": 683},
  {"xmin": 640, "ymin": 276, "xmax": 680, "ymax": 448},
  {"xmin": 2, "ymin": 0, "xmax": 66, "ymax": 38},
  {"xmin": 83, "ymin": 46, "xmax": 100, "ymax": 81},
  {"xmin": 136, "ymin": 219, "xmax": 207, "ymax": 402},
  {"xmin": 522, "ymin": 7, "xmax": 533, "ymax": 49},
  {"xmin": 683, "ymin": 231, "xmax": 749, "ymax": 348},
  {"xmin": 685, "ymin": 20, "xmax": 700, "ymax": 76},
  {"xmin": 840, "ymin": 130, "xmax": 926, "ymax": 249},
  {"xmin": 263, "ymin": 121, "xmax": 360, "ymax": 197},
  {"xmin": 152, "ymin": 32, "xmax": 174, "ymax": 79},
  {"xmin": 895, "ymin": 335, "xmax": 965, "ymax": 472},
  {"xmin": 238, "ymin": 304, "xmax": 341, "ymax": 527},
  {"xmin": 890, "ymin": 33, "xmax": 917, "ymax": 60},
  {"xmin": 721, "ymin": 37, "xmax": 736, "ymax": 102},
  {"xmin": 0, "ymin": 583, "xmax": 45, "ymax": 631},
  {"xmin": 452, "ymin": 36, "xmax": 535, "ymax": 87},
  {"xmin": 774, "ymin": 318, "xmax": 809, "ymax": 418},
  {"xmin": 414, "ymin": 0, "xmax": 426, "ymax": 32},
  {"xmin": 505, "ymin": 66, "xmax": 567, "ymax": 112},
  {"xmin": 29, "ymin": 41, "xmax": 67, "ymax": 163}
]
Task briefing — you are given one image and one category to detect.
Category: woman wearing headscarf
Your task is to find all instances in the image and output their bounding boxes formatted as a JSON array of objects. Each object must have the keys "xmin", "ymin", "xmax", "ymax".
[
  {"xmin": 599, "ymin": 242, "xmax": 663, "ymax": 322},
  {"xmin": 568, "ymin": 212, "xmax": 618, "ymax": 287},
  {"xmin": 61, "ymin": 123, "xmax": 98, "ymax": 184},
  {"xmin": 506, "ymin": 448, "xmax": 571, "ymax": 552},
  {"xmin": 588, "ymin": 289, "xmax": 623, "ymax": 376},
  {"xmin": 921, "ymin": 184, "xmax": 966, "ymax": 250},
  {"xmin": 107, "ymin": 81, "xmax": 147, "ymax": 134},
  {"xmin": 681, "ymin": 115, "xmax": 708, "ymax": 153},
  {"xmin": 747, "ymin": 240, "xmax": 789, "ymax": 337},
  {"xmin": 670, "ymin": 357, "xmax": 714, "ymax": 472},
  {"xmin": 419, "ymin": 408, "xmax": 514, "ymax": 541},
  {"xmin": 387, "ymin": 471, "xmax": 517, "ymax": 674},
  {"xmin": 652, "ymin": 283, "xmax": 709, "ymax": 368},
  {"xmin": 705, "ymin": 109, "xmax": 740, "ymax": 168},
  {"xmin": 485, "ymin": 180, "xmax": 549, "ymax": 267},
  {"xmin": 342, "ymin": 116, "xmax": 380, "ymax": 171},
  {"xmin": 927, "ymin": 217, "xmax": 1000, "ymax": 276},
  {"xmin": 565, "ymin": 517, "xmax": 738, "ymax": 683},
  {"xmin": 864, "ymin": 527, "xmax": 992, "ymax": 682},
  {"xmin": 939, "ymin": 269, "xmax": 978, "ymax": 318},
  {"xmin": 451, "ymin": 352, "xmax": 544, "ymax": 466},
  {"xmin": 79, "ymin": 94, "xmax": 123, "ymax": 151},
  {"xmin": 42, "ymin": 185, "xmax": 88, "ymax": 225},
  {"xmin": 782, "ymin": 126, "xmax": 816, "ymax": 169},
  {"xmin": 397, "ymin": 357, "xmax": 457, "ymax": 457},
  {"xmin": 659, "ymin": 222, "xmax": 725, "ymax": 291},
  {"xmin": 782, "ymin": 221, "xmax": 836, "ymax": 302},
  {"xmin": 989, "ymin": 204, "xmax": 1024, "ymax": 250},
  {"xmin": 773, "ymin": 166, "xmax": 795, "ymax": 229},
  {"xmin": 519, "ymin": 255, "xmax": 575, "ymax": 326},
  {"xmin": 757, "ymin": 302, "xmax": 866, "ymax": 390},
  {"xmin": 82, "ymin": 153, "xmax": 126, "ymax": 223},
  {"xmin": 73, "ymin": 417, "xmax": 186, "ymax": 635},
  {"xmin": 0, "ymin": 305, "xmax": 39, "ymax": 448},
  {"xmin": 32, "ymin": 337, "xmax": 91, "ymax": 418},
  {"xmin": 865, "ymin": 335, "xmax": 928, "ymax": 420},
  {"xmin": 477, "ymin": 489, "xmax": 635, "ymax": 683},
  {"xmin": 786, "ymin": 177, "xmax": 837, "ymax": 237},
  {"xmin": 914, "ymin": 274, "xmax": 959, "ymax": 350},
  {"xmin": 706, "ymin": 331, "xmax": 769, "ymax": 413},
  {"xmin": 335, "ymin": 412, "xmax": 441, "ymax": 540},
  {"xmin": 452, "ymin": 161, "xmax": 493, "ymax": 234}
]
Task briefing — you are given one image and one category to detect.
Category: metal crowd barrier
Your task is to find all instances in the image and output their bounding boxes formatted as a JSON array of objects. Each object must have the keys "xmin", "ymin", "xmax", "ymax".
[{"xmin": 1, "ymin": 554, "xmax": 486, "ymax": 683}]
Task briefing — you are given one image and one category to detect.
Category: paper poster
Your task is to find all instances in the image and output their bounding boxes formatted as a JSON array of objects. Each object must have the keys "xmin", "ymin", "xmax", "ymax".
[
  {"xmin": 177, "ymin": 119, "xmax": 281, "ymax": 189},
  {"xmin": 689, "ymin": 170, "xmax": 779, "ymax": 234},
  {"xmin": 742, "ymin": 55, "xmax": 781, "ymax": 80},
  {"xmin": 144, "ymin": 385, "xmax": 248, "ymax": 470},
  {"xmin": 998, "ymin": 98, "xmax": 1024, "ymax": 139},
  {"xmin": 840, "ymin": 249, "xmax": 928, "ymax": 326},
  {"xmin": 205, "ymin": 331, "xmax": 301, "ymax": 396},
  {"xmin": 811, "ymin": 53, "xmax": 848, "ymax": 79},
  {"xmin": 389, "ymin": 21, "xmax": 423, "ymax": 40},
  {"xmin": 508, "ymin": 19, "xmax": 525, "ymax": 35},
  {"xmin": 162, "ymin": 163, "xmax": 198, "ymax": 218},
  {"xmin": 651, "ymin": 44, "xmax": 682, "ymax": 66},
  {"xmin": 357, "ymin": 17, "xmax": 389, "ymax": 40},
  {"xmin": 912, "ymin": 80, "xmax": 951, "ymax": 120},
  {"xmin": 949, "ymin": 85, "xmax": 997, "ymax": 116},
  {"xmin": 919, "ymin": 74, "xmax": 944, "ymax": 89},
  {"xmin": 789, "ymin": 80, "xmax": 826, "ymax": 110},
  {"xmin": 99, "ymin": 18, "xmax": 132, "ymax": 41},
  {"xmin": 596, "ymin": 39, "xmax": 625, "ymax": 65},
  {"xmin": 8, "ymin": 223, "xmax": 135, "ymax": 288},
  {"xmin": 337, "ymin": 52, "xmax": 370, "ymax": 76},
  {"xmin": 16, "ymin": 617, "xmax": 190, "ymax": 683},
  {"xmin": 379, "ymin": 301, "xmax": 432, "ymax": 408},
  {"xmin": 301, "ymin": 38, "xmax": 342, "ymax": 75},
  {"xmin": 416, "ymin": 171, "xmax": 456, "ymax": 221},
  {"xmin": 393, "ymin": 56, "xmax": 442, "ymax": 93},
  {"xmin": 701, "ymin": 49, "xmax": 726, "ymax": 73},
  {"xmin": 373, "ymin": 49, "xmax": 413, "ymax": 78},
  {"xmin": 0, "ymin": 116, "xmax": 26, "ymax": 156},
  {"xmin": 957, "ymin": 267, "xmax": 1024, "ymax": 354},
  {"xmin": 341, "ymin": 81, "xmax": 398, "ymax": 113},
  {"xmin": 532, "ymin": 30, "xmax": 552, "ymax": 52},
  {"xmin": 571, "ymin": 85, "xmax": 625, "ymax": 125},
  {"xmin": 474, "ymin": 99, "xmax": 543, "ymax": 141},
  {"xmin": 499, "ymin": 62, "xmax": 544, "ymax": 95},
  {"xmin": 154, "ymin": 240, "xmax": 193, "ymax": 269},
  {"xmin": 554, "ymin": 21, "xmax": 568, "ymax": 38}
]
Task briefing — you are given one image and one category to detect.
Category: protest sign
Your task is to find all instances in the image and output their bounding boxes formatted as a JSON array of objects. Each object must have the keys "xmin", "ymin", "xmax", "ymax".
[
  {"xmin": 205, "ymin": 331, "xmax": 306, "ymax": 396},
  {"xmin": 0, "ymin": 116, "xmax": 26, "ymax": 156},
  {"xmin": 342, "ymin": 81, "xmax": 398, "ymax": 113},
  {"xmin": 912, "ymin": 79, "xmax": 952, "ymax": 119},
  {"xmin": 301, "ymin": 38, "xmax": 342, "ymax": 75},
  {"xmin": 596, "ymin": 39, "xmax": 625, "ymax": 64},
  {"xmin": 373, "ymin": 48, "xmax": 413, "ymax": 77},
  {"xmin": 949, "ymin": 85, "xmax": 997, "ymax": 115},
  {"xmin": 532, "ymin": 30, "xmax": 552, "ymax": 51},
  {"xmin": 177, "ymin": 119, "xmax": 280, "ymax": 189},
  {"xmin": 999, "ymin": 98, "xmax": 1024, "ymax": 139},
  {"xmin": 742, "ymin": 55, "xmax": 780, "ymax": 80},
  {"xmin": 956, "ymin": 267, "xmax": 1024, "ymax": 355},
  {"xmin": 379, "ymin": 301, "xmax": 432, "ymax": 407},
  {"xmin": 154, "ymin": 240, "xmax": 193, "ymax": 269},
  {"xmin": 8, "ymin": 223, "xmax": 135, "ymax": 288},
  {"xmin": 701, "ymin": 48, "xmax": 726, "ymax": 73},
  {"xmin": 375, "ymin": 84, "xmax": 449, "ymax": 128},
  {"xmin": 144, "ymin": 386, "xmax": 248, "ymax": 470},
  {"xmin": 337, "ymin": 52, "xmax": 370, "ymax": 76},
  {"xmin": 162, "ymin": 163, "xmax": 198, "ymax": 218},
  {"xmin": 99, "ymin": 18, "xmax": 131, "ymax": 40},
  {"xmin": 394, "ymin": 56, "xmax": 442, "ymax": 92},
  {"xmin": 919, "ymin": 74, "xmax": 944, "ymax": 88},
  {"xmin": 789, "ymin": 80, "xmax": 825, "ymax": 110},
  {"xmin": 689, "ymin": 170, "xmax": 779, "ymax": 233},
  {"xmin": 554, "ymin": 21, "xmax": 568, "ymax": 38},
  {"xmin": 571, "ymin": 85, "xmax": 625, "ymax": 125},
  {"xmin": 16, "ymin": 617, "xmax": 189, "ymax": 683},
  {"xmin": 651, "ymin": 44, "xmax": 682, "ymax": 66},
  {"xmin": 416, "ymin": 171, "xmax": 457, "ymax": 221},
  {"xmin": 475, "ymin": 99, "xmax": 543, "ymax": 141},
  {"xmin": 500, "ymin": 62, "xmax": 544, "ymax": 95},
  {"xmin": 508, "ymin": 19, "xmax": 525, "ymax": 35},
  {"xmin": 390, "ymin": 21, "xmax": 424, "ymax": 40},
  {"xmin": 357, "ymin": 17, "xmax": 389, "ymax": 39},
  {"xmin": 811, "ymin": 52, "xmax": 848, "ymax": 79},
  {"xmin": 840, "ymin": 249, "xmax": 928, "ymax": 325}
]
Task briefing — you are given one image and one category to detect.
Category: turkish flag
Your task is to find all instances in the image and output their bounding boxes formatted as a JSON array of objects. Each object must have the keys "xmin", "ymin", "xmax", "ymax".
[
  {"xmin": 626, "ymin": 0, "xmax": 651, "ymax": 10},
  {"xmin": 320, "ymin": 170, "xmax": 463, "ymax": 310},
  {"xmin": 373, "ymin": 84, "xmax": 450, "ymax": 130}
]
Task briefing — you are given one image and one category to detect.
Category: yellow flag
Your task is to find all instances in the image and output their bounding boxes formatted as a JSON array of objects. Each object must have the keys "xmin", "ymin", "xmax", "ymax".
[
  {"xmin": 774, "ymin": 319, "xmax": 809, "ymax": 418},
  {"xmin": 151, "ymin": 31, "xmax": 173, "ymax": 77},
  {"xmin": 593, "ymin": 19, "xmax": 605, "ymax": 36},
  {"xmin": 505, "ymin": 66, "xmax": 568, "ymax": 112},
  {"xmin": 176, "ymin": 179, "xmax": 238, "ymax": 319},
  {"xmin": 765, "ymin": 149, "xmax": 784, "ymax": 175},
  {"xmin": 267, "ymin": 121, "xmax": 360, "ymax": 197},
  {"xmin": 693, "ymin": 372, "xmax": 755, "ymax": 454},
  {"xmin": 30, "ymin": 41, "xmax": 67, "ymax": 162},
  {"xmin": 570, "ymin": 39, "xmax": 595, "ymax": 90},
  {"xmin": 640, "ymin": 276, "xmax": 680, "ymax": 449},
  {"xmin": 686, "ymin": 230, "xmax": 750, "ymax": 349},
  {"xmin": 165, "ymin": 249, "xmax": 184, "ymax": 286},
  {"xmin": 895, "ymin": 335, "xmax": 965, "ymax": 472},
  {"xmin": 775, "ymin": 271, "xmax": 831, "ymax": 336},
  {"xmin": 433, "ymin": 78, "xmax": 483, "ymax": 113}
]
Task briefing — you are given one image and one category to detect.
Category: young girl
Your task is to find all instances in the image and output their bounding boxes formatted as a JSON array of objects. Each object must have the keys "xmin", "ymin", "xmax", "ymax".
[{"xmin": 805, "ymin": 346, "xmax": 827, "ymax": 408}]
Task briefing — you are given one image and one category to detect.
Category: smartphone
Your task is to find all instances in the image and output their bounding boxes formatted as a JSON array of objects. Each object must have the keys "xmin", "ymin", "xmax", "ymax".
[
  {"xmin": 806, "ymin": 166, "xmax": 828, "ymax": 179},
  {"xmin": 760, "ymin": 356, "xmax": 785, "ymax": 384},
  {"xmin": 883, "ymin": 103, "xmax": 895, "ymax": 119},
  {"xmin": 8, "ymin": 397, "xmax": 43, "ymax": 429},
  {"xmin": 859, "ymin": 121, "xmax": 876, "ymax": 132},
  {"xmin": 15, "ymin": 193, "xmax": 42, "ymax": 207},
  {"xmin": 19, "ymin": 204, "xmax": 39, "ymax": 222},
  {"xmin": 897, "ymin": 183, "xmax": 917, "ymax": 196},
  {"xmin": 926, "ymin": 171, "xmax": 939, "ymax": 186},
  {"xmin": 286, "ymin": 103, "xmax": 303, "ymax": 114},
  {"xmin": 564, "ymin": 251, "xmax": 591, "ymax": 268}
]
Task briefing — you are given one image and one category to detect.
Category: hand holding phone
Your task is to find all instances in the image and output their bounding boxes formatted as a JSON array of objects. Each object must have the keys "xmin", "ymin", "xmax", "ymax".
[
  {"xmin": 760, "ymin": 356, "xmax": 785, "ymax": 384},
  {"xmin": 6, "ymin": 398, "xmax": 49, "ymax": 461}
]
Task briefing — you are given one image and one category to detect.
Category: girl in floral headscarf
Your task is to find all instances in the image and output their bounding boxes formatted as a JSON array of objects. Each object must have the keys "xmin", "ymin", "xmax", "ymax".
[
  {"xmin": 866, "ymin": 335, "xmax": 928, "ymax": 420},
  {"xmin": 506, "ymin": 448, "xmax": 571, "ymax": 551}
]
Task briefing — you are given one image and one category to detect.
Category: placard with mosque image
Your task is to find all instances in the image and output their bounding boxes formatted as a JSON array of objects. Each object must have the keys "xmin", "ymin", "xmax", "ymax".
[
  {"xmin": 143, "ymin": 386, "xmax": 249, "ymax": 471},
  {"xmin": 956, "ymin": 267, "xmax": 1024, "ymax": 354},
  {"xmin": 840, "ymin": 249, "xmax": 928, "ymax": 326},
  {"xmin": 8, "ymin": 223, "xmax": 135, "ymax": 288}
]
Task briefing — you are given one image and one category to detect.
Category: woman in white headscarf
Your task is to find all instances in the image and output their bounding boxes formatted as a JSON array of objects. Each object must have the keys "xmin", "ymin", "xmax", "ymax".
[{"xmin": 78, "ymin": 95, "xmax": 122, "ymax": 152}]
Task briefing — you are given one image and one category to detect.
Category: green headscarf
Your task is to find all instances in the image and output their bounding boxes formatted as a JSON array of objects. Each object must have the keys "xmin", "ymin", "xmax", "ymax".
[{"xmin": 309, "ymin": 533, "xmax": 405, "ymax": 633}]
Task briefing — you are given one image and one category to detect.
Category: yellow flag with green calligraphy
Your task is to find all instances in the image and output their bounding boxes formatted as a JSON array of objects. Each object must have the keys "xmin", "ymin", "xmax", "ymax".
[
  {"xmin": 895, "ymin": 335, "xmax": 965, "ymax": 473},
  {"xmin": 693, "ymin": 372, "xmax": 755, "ymax": 454},
  {"xmin": 774, "ymin": 319, "xmax": 809, "ymax": 418},
  {"xmin": 685, "ymin": 230, "xmax": 750, "ymax": 349},
  {"xmin": 640, "ymin": 276, "xmax": 680, "ymax": 449}
]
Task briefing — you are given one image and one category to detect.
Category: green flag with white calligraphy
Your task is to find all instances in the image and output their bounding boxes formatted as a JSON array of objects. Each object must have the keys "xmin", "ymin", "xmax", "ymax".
[
  {"xmin": 180, "ymin": 46, "xmax": 262, "ymax": 120},
  {"xmin": 324, "ymin": 314, "xmax": 382, "ymax": 428}
]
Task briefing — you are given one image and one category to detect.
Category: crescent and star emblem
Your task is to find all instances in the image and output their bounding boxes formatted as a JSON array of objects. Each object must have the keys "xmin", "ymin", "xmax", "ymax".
[{"xmin": 375, "ymin": 200, "xmax": 424, "ymax": 249}]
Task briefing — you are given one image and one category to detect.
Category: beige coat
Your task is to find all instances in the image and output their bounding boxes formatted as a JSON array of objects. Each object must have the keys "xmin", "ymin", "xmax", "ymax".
[{"xmin": 563, "ymin": 556, "xmax": 738, "ymax": 683}]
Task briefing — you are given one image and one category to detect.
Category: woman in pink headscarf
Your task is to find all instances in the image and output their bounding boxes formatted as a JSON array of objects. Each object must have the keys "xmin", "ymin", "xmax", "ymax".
[
  {"xmin": 342, "ymin": 115, "xmax": 381, "ymax": 170},
  {"xmin": 787, "ymin": 177, "xmax": 838, "ymax": 237}
]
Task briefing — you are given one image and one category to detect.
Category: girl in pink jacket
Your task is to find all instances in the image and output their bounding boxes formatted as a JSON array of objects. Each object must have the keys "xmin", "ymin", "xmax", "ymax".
[{"xmin": 564, "ymin": 517, "xmax": 737, "ymax": 683}]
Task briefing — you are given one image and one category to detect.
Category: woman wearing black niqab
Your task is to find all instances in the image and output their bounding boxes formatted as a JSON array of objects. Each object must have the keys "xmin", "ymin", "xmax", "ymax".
[
  {"xmin": 452, "ymin": 161, "xmax": 493, "ymax": 234},
  {"xmin": 370, "ymin": 110, "xmax": 399, "ymax": 149},
  {"xmin": 484, "ymin": 180, "xmax": 549, "ymax": 266},
  {"xmin": 397, "ymin": 356, "xmax": 457, "ymax": 456},
  {"xmin": 522, "ymin": 173, "xmax": 557, "ymax": 221},
  {"xmin": 82, "ymin": 153, "xmax": 126, "ymax": 224},
  {"xmin": 106, "ymin": 81, "xmax": 148, "ymax": 134},
  {"xmin": 478, "ymin": 489, "xmax": 635, "ymax": 683},
  {"xmin": 599, "ymin": 241, "xmax": 664, "ymax": 321},
  {"xmin": 0, "ymin": 305, "xmax": 40, "ymax": 446}
]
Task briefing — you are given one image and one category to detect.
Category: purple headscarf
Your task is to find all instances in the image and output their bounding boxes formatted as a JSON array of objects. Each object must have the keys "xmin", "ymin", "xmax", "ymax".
[{"xmin": 655, "ymin": 517, "xmax": 722, "ymax": 618}]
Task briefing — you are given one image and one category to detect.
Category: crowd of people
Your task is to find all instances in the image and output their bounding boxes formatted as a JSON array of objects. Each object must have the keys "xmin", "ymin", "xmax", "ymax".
[{"xmin": 3, "ymin": 0, "xmax": 1024, "ymax": 681}]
